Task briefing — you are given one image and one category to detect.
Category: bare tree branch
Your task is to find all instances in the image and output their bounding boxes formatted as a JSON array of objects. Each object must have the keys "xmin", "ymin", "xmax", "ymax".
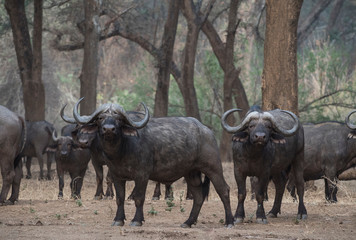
[{"xmin": 299, "ymin": 89, "xmax": 356, "ymax": 112}]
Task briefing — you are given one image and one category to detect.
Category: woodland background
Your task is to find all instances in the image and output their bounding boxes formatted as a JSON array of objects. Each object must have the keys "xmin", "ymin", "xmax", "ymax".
[{"xmin": 0, "ymin": 0, "xmax": 355, "ymax": 161}]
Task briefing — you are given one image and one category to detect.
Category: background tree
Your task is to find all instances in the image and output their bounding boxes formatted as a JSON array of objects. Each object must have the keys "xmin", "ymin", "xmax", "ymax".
[
  {"xmin": 79, "ymin": 0, "xmax": 101, "ymax": 115},
  {"xmin": 5, "ymin": 0, "xmax": 45, "ymax": 121},
  {"xmin": 262, "ymin": 0, "xmax": 303, "ymax": 113},
  {"xmin": 153, "ymin": 0, "xmax": 181, "ymax": 118}
]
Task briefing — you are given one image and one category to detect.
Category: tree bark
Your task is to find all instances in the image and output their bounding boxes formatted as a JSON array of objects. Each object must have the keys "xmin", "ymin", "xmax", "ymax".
[
  {"xmin": 5, "ymin": 0, "xmax": 45, "ymax": 121},
  {"xmin": 262, "ymin": 0, "xmax": 303, "ymax": 114},
  {"xmin": 180, "ymin": 0, "xmax": 203, "ymax": 120},
  {"xmin": 153, "ymin": 0, "xmax": 181, "ymax": 117},
  {"xmin": 80, "ymin": 0, "xmax": 101, "ymax": 115}
]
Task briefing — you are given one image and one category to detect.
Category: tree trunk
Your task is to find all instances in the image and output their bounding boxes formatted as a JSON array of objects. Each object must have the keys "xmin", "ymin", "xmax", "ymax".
[
  {"xmin": 80, "ymin": 0, "xmax": 101, "ymax": 115},
  {"xmin": 5, "ymin": 0, "xmax": 45, "ymax": 121},
  {"xmin": 262, "ymin": 0, "xmax": 303, "ymax": 114},
  {"xmin": 153, "ymin": 0, "xmax": 181, "ymax": 117},
  {"xmin": 180, "ymin": 0, "xmax": 202, "ymax": 120}
]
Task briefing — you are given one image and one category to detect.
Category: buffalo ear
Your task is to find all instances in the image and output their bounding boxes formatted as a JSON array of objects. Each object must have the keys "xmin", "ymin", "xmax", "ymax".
[
  {"xmin": 46, "ymin": 145, "xmax": 57, "ymax": 152},
  {"xmin": 271, "ymin": 133, "xmax": 286, "ymax": 144},
  {"xmin": 347, "ymin": 130, "xmax": 356, "ymax": 139},
  {"xmin": 232, "ymin": 132, "xmax": 248, "ymax": 142},
  {"xmin": 122, "ymin": 126, "xmax": 138, "ymax": 137}
]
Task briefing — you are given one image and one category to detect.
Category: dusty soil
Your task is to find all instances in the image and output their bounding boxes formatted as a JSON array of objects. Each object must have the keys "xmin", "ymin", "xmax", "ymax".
[{"xmin": 0, "ymin": 161, "xmax": 355, "ymax": 240}]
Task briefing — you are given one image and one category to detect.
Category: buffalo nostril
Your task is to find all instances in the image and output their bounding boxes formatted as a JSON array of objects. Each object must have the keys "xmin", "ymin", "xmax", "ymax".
[{"xmin": 255, "ymin": 133, "xmax": 266, "ymax": 140}]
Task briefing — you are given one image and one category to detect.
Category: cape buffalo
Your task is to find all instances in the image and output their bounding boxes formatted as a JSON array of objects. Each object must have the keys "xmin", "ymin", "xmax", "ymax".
[
  {"xmin": 47, "ymin": 130, "xmax": 91, "ymax": 199},
  {"xmin": 60, "ymin": 109, "xmax": 173, "ymax": 201},
  {"xmin": 68, "ymin": 98, "xmax": 234, "ymax": 228},
  {"xmin": 20, "ymin": 120, "xmax": 56, "ymax": 180},
  {"xmin": 0, "ymin": 105, "xmax": 26, "ymax": 205},
  {"xmin": 287, "ymin": 120, "xmax": 356, "ymax": 203},
  {"xmin": 221, "ymin": 106, "xmax": 307, "ymax": 224}
]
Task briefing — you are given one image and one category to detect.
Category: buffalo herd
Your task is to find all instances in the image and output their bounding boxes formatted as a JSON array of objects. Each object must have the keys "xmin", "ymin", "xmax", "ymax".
[{"xmin": 0, "ymin": 100, "xmax": 356, "ymax": 228}]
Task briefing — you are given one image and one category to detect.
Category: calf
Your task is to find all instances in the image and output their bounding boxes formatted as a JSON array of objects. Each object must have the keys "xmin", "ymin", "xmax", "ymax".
[
  {"xmin": 221, "ymin": 106, "xmax": 307, "ymax": 224},
  {"xmin": 47, "ymin": 130, "xmax": 91, "ymax": 199}
]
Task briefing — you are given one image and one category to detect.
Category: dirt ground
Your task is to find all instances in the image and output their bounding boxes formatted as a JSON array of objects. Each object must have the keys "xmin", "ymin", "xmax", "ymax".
[{"xmin": 0, "ymin": 161, "xmax": 355, "ymax": 240}]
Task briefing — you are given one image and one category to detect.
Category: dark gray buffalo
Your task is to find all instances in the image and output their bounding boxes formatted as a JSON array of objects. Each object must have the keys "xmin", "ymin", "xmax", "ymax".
[
  {"xmin": 60, "ymin": 109, "xmax": 173, "ymax": 201},
  {"xmin": 221, "ymin": 106, "xmax": 307, "ymax": 224},
  {"xmin": 47, "ymin": 129, "xmax": 91, "ymax": 199},
  {"xmin": 68, "ymin": 98, "xmax": 234, "ymax": 228},
  {"xmin": 20, "ymin": 120, "xmax": 56, "ymax": 180},
  {"xmin": 0, "ymin": 105, "xmax": 26, "ymax": 205},
  {"xmin": 287, "ymin": 119, "xmax": 356, "ymax": 203}
]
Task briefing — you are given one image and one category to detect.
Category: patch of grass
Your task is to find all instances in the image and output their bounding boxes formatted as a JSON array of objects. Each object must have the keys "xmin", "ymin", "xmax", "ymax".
[
  {"xmin": 94, "ymin": 210, "xmax": 98, "ymax": 215},
  {"xmin": 148, "ymin": 205, "xmax": 158, "ymax": 216},
  {"xmin": 179, "ymin": 191, "xmax": 185, "ymax": 213},
  {"xmin": 29, "ymin": 207, "xmax": 35, "ymax": 213},
  {"xmin": 55, "ymin": 214, "xmax": 61, "ymax": 220},
  {"xmin": 165, "ymin": 198, "xmax": 175, "ymax": 212},
  {"xmin": 219, "ymin": 219, "xmax": 224, "ymax": 224},
  {"xmin": 75, "ymin": 199, "xmax": 82, "ymax": 207}
]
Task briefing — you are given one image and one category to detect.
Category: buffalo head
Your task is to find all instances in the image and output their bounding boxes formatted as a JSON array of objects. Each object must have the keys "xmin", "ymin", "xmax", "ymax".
[
  {"xmin": 66, "ymin": 98, "xmax": 150, "ymax": 141},
  {"xmin": 47, "ymin": 131, "xmax": 82, "ymax": 159},
  {"xmin": 221, "ymin": 106, "xmax": 299, "ymax": 145}
]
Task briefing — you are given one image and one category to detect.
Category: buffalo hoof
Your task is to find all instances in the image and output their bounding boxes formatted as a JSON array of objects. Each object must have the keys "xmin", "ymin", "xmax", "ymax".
[
  {"xmin": 46, "ymin": 176, "xmax": 51, "ymax": 180},
  {"xmin": 225, "ymin": 223, "xmax": 234, "ymax": 228},
  {"xmin": 297, "ymin": 214, "xmax": 307, "ymax": 220},
  {"xmin": 180, "ymin": 223, "xmax": 191, "ymax": 228},
  {"xmin": 112, "ymin": 220, "xmax": 124, "ymax": 226},
  {"xmin": 151, "ymin": 196, "xmax": 160, "ymax": 201},
  {"xmin": 58, "ymin": 195, "xmax": 63, "ymax": 200},
  {"xmin": 234, "ymin": 218, "xmax": 244, "ymax": 224},
  {"xmin": 267, "ymin": 212, "xmax": 278, "ymax": 218},
  {"xmin": 130, "ymin": 221, "xmax": 143, "ymax": 227},
  {"xmin": 26, "ymin": 175, "xmax": 31, "ymax": 179},
  {"xmin": 94, "ymin": 195, "xmax": 103, "ymax": 200},
  {"xmin": 256, "ymin": 218, "xmax": 268, "ymax": 224}
]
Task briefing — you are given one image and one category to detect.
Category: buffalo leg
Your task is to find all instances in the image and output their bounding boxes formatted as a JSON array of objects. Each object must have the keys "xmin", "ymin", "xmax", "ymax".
[
  {"xmin": 325, "ymin": 176, "xmax": 338, "ymax": 203},
  {"xmin": 105, "ymin": 170, "xmax": 114, "ymax": 199},
  {"xmin": 36, "ymin": 152, "xmax": 45, "ymax": 180},
  {"xmin": 206, "ymin": 171, "xmax": 234, "ymax": 227},
  {"xmin": 255, "ymin": 175, "xmax": 268, "ymax": 224},
  {"xmin": 46, "ymin": 153, "xmax": 54, "ymax": 180},
  {"xmin": 112, "ymin": 179, "xmax": 126, "ymax": 226},
  {"xmin": 268, "ymin": 173, "xmax": 288, "ymax": 218},
  {"xmin": 91, "ymin": 159, "xmax": 104, "ymax": 199},
  {"xmin": 152, "ymin": 182, "xmax": 161, "ymax": 200},
  {"xmin": 234, "ymin": 170, "xmax": 247, "ymax": 223},
  {"xmin": 181, "ymin": 171, "xmax": 206, "ymax": 228},
  {"xmin": 130, "ymin": 178, "xmax": 149, "ymax": 226},
  {"xmin": 0, "ymin": 162, "xmax": 15, "ymax": 204},
  {"xmin": 164, "ymin": 184, "xmax": 173, "ymax": 200},
  {"xmin": 8, "ymin": 162, "xmax": 22, "ymax": 203},
  {"xmin": 57, "ymin": 166, "xmax": 65, "ymax": 199},
  {"xmin": 292, "ymin": 156, "xmax": 307, "ymax": 219},
  {"xmin": 25, "ymin": 157, "xmax": 32, "ymax": 179}
]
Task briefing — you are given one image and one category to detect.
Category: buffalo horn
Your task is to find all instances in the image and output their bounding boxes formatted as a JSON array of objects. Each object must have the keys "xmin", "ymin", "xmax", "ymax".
[
  {"xmin": 346, "ymin": 110, "xmax": 356, "ymax": 130},
  {"xmin": 52, "ymin": 130, "xmax": 59, "ymax": 142},
  {"xmin": 112, "ymin": 102, "xmax": 150, "ymax": 129},
  {"xmin": 73, "ymin": 98, "xmax": 111, "ymax": 124},
  {"xmin": 60, "ymin": 104, "xmax": 77, "ymax": 124},
  {"xmin": 265, "ymin": 110, "xmax": 299, "ymax": 137},
  {"xmin": 221, "ymin": 109, "xmax": 252, "ymax": 133}
]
